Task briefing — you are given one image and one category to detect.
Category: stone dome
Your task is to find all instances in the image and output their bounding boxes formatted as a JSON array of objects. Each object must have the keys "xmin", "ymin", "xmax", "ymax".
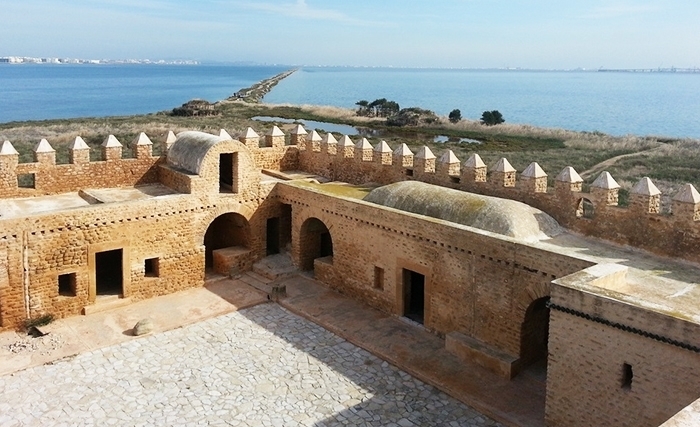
[
  {"xmin": 167, "ymin": 131, "xmax": 229, "ymax": 175},
  {"xmin": 363, "ymin": 181, "xmax": 562, "ymax": 241}
]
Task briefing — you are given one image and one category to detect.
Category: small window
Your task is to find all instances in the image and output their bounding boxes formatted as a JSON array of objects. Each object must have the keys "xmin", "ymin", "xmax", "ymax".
[
  {"xmin": 58, "ymin": 273, "xmax": 76, "ymax": 297},
  {"xmin": 621, "ymin": 363, "xmax": 633, "ymax": 390},
  {"xmin": 450, "ymin": 176, "xmax": 460, "ymax": 184},
  {"xmin": 145, "ymin": 258, "xmax": 160, "ymax": 277},
  {"xmin": 405, "ymin": 169, "xmax": 414, "ymax": 177},
  {"xmin": 18, "ymin": 173, "xmax": 36, "ymax": 189},
  {"xmin": 374, "ymin": 266, "xmax": 384, "ymax": 290}
]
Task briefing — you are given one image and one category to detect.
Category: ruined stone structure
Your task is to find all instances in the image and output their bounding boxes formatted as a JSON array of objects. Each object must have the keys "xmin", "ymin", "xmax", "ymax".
[{"xmin": 1, "ymin": 125, "xmax": 700, "ymax": 427}]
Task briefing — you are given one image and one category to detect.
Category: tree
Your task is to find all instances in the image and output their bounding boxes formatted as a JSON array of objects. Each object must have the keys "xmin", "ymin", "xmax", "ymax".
[
  {"xmin": 355, "ymin": 100, "xmax": 370, "ymax": 116},
  {"xmin": 448, "ymin": 109, "xmax": 462, "ymax": 123},
  {"xmin": 480, "ymin": 110, "xmax": 505, "ymax": 126}
]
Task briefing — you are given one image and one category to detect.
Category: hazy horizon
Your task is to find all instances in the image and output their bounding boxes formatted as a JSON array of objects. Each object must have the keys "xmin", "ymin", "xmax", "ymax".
[{"xmin": 2, "ymin": 0, "xmax": 699, "ymax": 70}]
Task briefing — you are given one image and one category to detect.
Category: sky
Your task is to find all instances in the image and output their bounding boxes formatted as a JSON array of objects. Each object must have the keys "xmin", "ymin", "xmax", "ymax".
[{"xmin": 1, "ymin": 0, "xmax": 699, "ymax": 69}]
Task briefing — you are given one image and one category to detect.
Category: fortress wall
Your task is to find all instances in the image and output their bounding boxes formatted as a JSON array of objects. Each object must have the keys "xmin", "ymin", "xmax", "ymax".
[
  {"xmin": 251, "ymin": 146, "xmax": 299, "ymax": 171},
  {"xmin": 279, "ymin": 183, "xmax": 593, "ymax": 358},
  {"xmin": 0, "ymin": 144, "xmax": 162, "ymax": 199},
  {"xmin": 546, "ymin": 267, "xmax": 700, "ymax": 427},
  {"xmin": 0, "ymin": 188, "xmax": 276, "ymax": 329},
  {"xmin": 298, "ymin": 143, "xmax": 700, "ymax": 264}
]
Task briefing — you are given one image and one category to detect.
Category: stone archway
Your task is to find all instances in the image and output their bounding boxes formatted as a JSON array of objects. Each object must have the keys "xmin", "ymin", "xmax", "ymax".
[
  {"xmin": 299, "ymin": 217, "xmax": 333, "ymax": 271},
  {"xmin": 576, "ymin": 198, "xmax": 595, "ymax": 219},
  {"xmin": 203, "ymin": 212, "xmax": 251, "ymax": 271},
  {"xmin": 519, "ymin": 296, "xmax": 551, "ymax": 372}
]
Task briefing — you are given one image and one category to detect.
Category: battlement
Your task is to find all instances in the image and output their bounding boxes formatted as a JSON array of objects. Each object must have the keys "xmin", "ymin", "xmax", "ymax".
[
  {"xmin": 290, "ymin": 127, "xmax": 700, "ymax": 263},
  {"xmin": 3, "ymin": 125, "xmax": 699, "ymax": 263}
]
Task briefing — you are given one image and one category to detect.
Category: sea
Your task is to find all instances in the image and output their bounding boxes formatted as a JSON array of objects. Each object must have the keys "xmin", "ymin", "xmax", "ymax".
[{"xmin": 1, "ymin": 64, "xmax": 699, "ymax": 138}]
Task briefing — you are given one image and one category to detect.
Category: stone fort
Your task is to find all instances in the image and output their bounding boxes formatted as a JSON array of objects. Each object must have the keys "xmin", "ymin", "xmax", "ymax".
[{"xmin": 1, "ymin": 125, "xmax": 699, "ymax": 426}]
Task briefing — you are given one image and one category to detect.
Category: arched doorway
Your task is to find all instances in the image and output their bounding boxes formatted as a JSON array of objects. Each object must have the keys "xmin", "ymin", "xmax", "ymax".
[
  {"xmin": 203, "ymin": 213, "xmax": 250, "ymax": 270},
  {"xmin": 576, "ymin": 198, "xmax": 595, "ymax": 219},
  {"xmin": 519, "ymin": 297, "xmax": 550, "ymax": 377},
  {"xmin": 299, "ymin": 217, "xmax": 333, "ymax": 271}
]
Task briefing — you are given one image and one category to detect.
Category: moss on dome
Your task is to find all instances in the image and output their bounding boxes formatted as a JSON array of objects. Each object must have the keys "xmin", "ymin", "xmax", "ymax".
[{"xmin": 363, "ymin": 181, "xmax": 562, "ymax": 241}]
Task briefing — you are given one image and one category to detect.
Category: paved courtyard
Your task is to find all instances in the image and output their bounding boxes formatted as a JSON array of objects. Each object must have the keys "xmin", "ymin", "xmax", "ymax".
[{"xmin": 0, "ymin": 303, "xmax": 502, "ymax": 427}]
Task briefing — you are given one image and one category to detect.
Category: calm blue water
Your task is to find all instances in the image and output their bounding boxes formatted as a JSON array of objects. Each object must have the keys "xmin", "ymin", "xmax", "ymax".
[
  {"xmin": 3, "ymin": 65, "xmax": 699, "ymax": 138},
  {"xmin": 0, "ymin": 64, "xmax": 288, "ymax": 123},
  {"xmin": 264, "ymin": 67, "xmax": 700, "ymax": 138}
]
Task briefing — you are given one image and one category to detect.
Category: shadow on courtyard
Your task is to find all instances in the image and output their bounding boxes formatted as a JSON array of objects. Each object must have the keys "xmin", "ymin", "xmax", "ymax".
[{"xmin": 204, "ymin": 273, "xmax": 545, "ymax": 427}]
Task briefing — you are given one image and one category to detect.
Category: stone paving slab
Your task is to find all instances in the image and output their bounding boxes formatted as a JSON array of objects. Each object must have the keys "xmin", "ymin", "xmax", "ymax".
[
  {"xmin": 0, "ymin": 304, "xmax": 502, "ymax": 427},
  {"xmin": 0, "ymin": 277, "xmax": 267, "ymax": 376},
  {"xmin": 278, "ymin": 274, "xmax": 545, "ymax": 427}
]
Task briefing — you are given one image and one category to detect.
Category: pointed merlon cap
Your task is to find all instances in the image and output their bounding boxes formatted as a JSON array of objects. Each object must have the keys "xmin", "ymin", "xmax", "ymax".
[
  {"xmin": 322, "ymin": 133, "xmax": 338, "ymax": 145},
  {"xmin": 219, "ymin": 129, "xmax": 233, "ymax": 140},
  {"xmin": 356, "ymin": 137, "xmax": 372, "ymax": 150},
  {"xmin": 673, "ymin": 183, "xmax": 700, "ymax": 204},
  {"xmin": 290, "ymin": 124, "xmax": 307, "ymax": 135},
  {"xmin": 631, "ymin": 177, "xmax": 661, "ymax": 196},
  {"xmin": 439, "ymin": 149, "xmax": 460, "ymax": 164},
  {"xmin": 267, "ymin": 125, "xmax": 285, "ymax": 137},
  {"xmin": 521, "ymin": 162, "xmax": 547, "ymax": 178},
  {"xmin": 374, "ymin": 140, "xmax": 392, "ymax": 153},
  {"xmin": 133, "ymin": 132, "xmax": 153, "ymax": 146},
  {"xmin": 416, "ymin": 146, "xmax": 436, "ymax": 160},
  {"xmin": 308, "ymin": 130, "xmax": 322, "ymax": 142},
  {"xmin": 33, "ymin": 138, "xmax": 55, "ymax": 153},
  {"xmin": 555, "ymin": 166, "xmax": 583, "ymax": 183},
  {"xmin": 242, "ymin": 127, "xmax": 259, "ymax": 139},
  {"xmin": 591, "ymin": 171, "xmax": 620, "ymax": 189},
  {"xmin": 166, "ymin": 130, "xmax": 177, "ymax": 144},
  {"xmin": 72, "ymin": 136, "xmax": 90, "ymax": 150},
  {"xmin": 464, "ymin": 153, "xmax": 486, "ymax": 168},
  {"xmin": 393, "ymin": 143, "xmax": 413, "ymax": 156},
  {"xmin": 338, "ymin": 135, "xmax": 354, "ymax": 147},
  {"xmin": 0, "ymin": 140, "xmax": 19, "ymax": 155},
  {"xmin": 101, "ymin": 135, "xmax": 122, "ymax": 148},
  {"xmin": 494, "ymin": 157, "xmax": 516, "ymax": 173}
]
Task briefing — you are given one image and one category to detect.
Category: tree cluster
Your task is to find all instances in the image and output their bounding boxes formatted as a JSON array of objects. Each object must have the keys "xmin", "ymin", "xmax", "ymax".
[
  {"xmin": 480, "ymin": 110, "xmax": 505, "ymax": 126},
  {"xmin": 386, "ymin": 107, "xmax": 440, "ymax": 127},
  {"xmin": 355, "ymin": 98, "xmax": 400, "ymax": 118}
]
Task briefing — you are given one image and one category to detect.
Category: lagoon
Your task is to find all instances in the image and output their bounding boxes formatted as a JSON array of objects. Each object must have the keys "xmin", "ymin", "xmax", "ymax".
[{"xmin": 264, "ymin": 67, "xmax": 700, "ymax": 138}]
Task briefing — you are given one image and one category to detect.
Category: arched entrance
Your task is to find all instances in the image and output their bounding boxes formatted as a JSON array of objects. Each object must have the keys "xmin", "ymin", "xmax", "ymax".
[
  {"xmin": 203, "ymin": 213, "xmax": 250, "ymax": 270},
  {"xmin": 576, "ymin": 198, "xmax": 595, "ymax": 219},
  {"xmin": 299, "ymin": 217, "xmax": 333, "ymax": 271},
  {"xmin": 519, "ymin": 297, "xmax": 550, "ymax": 374}
]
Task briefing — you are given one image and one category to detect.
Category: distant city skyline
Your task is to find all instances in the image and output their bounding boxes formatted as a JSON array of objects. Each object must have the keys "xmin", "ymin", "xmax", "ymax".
[{"xmin": 1, "ymin": 0, "xmax": 699, "ymax": 69}]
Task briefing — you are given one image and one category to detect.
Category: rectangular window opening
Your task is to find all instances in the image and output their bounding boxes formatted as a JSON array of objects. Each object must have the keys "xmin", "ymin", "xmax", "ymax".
[
  {"xmin": 405, "ymin": 169, "xmax": 414, "ymax": 177},
  {"xmin": 374, "ymin": 266, "xmax": 384, "ymax": 290},
  {"xmin": 621, "ymin": 363, "xmax": 633, "ymax": 390},
  {"xmin": 450, "ymin": 176, "xmax": 460, "ymax": 184},
  {"xmin": 18, "ymin": 173, "xmax": 36, "ymax": 189},
  {"xmin": 145, "ymin": 257, "xmax": 160, "ymax": 277},
  {"xmin": 219, "ymin": 153, "xmax": 238, "ymax": 193},
  {"xmin": 58, "ymin": 273, "xmax": 77, "ymax": 297}
]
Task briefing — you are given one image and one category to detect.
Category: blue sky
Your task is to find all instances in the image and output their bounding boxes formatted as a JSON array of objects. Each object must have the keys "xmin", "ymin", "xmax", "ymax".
[{"xmin": 1, "ymin": 0, "xmax": 699, "ymax": 68}]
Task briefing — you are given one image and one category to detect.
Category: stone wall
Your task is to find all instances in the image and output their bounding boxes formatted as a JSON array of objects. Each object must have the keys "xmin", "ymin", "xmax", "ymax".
[
  {"xmin": 297, "ymin": 138, "xmax": 700, "ymax": 264},
  {"xmin": 547, "ymin": 265, "xmax": 700, "ymax": 427},
  {"xmin": 278, "ymin": 183, "xmax": 593, "ymax": 366}
]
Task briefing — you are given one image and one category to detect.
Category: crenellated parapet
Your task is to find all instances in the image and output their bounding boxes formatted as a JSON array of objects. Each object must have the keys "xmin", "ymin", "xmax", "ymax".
[
  {"xmin": 293, "ymin": 131, "xmax": 700, "ymax": 263},
  {"xmin": 0, "ymin": 133, "xmax": 169, "ymax": 198},
  {"xmin": 4, "ymin": 125, "xmax": 700, "ymax": 263}
]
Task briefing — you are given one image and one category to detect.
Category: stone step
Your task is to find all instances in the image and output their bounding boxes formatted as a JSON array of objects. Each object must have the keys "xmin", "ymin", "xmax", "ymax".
[
  {"xmin": 245, "ymin": 270, "xmax": 272, "ymax": 284},
  {"xmin": 252, "ymin": 254, "xmax": 298, "ymax": 281},
  {"xmin": 239, "ymin": 272, "xmax": 287, "ymax": 301},
  {"xmin": 82, "ymin": 297, "xmax": 132, "ymax": 315}
]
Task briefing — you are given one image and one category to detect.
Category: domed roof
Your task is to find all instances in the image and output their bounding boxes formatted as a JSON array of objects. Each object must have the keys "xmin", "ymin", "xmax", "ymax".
[
  {"xmin": 363, "ymin": 181, "xmax": 562, "ymax": 241},
  {"xmin": 167, "ymin": 131, "xmax": 228, "ymax": 174}
]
